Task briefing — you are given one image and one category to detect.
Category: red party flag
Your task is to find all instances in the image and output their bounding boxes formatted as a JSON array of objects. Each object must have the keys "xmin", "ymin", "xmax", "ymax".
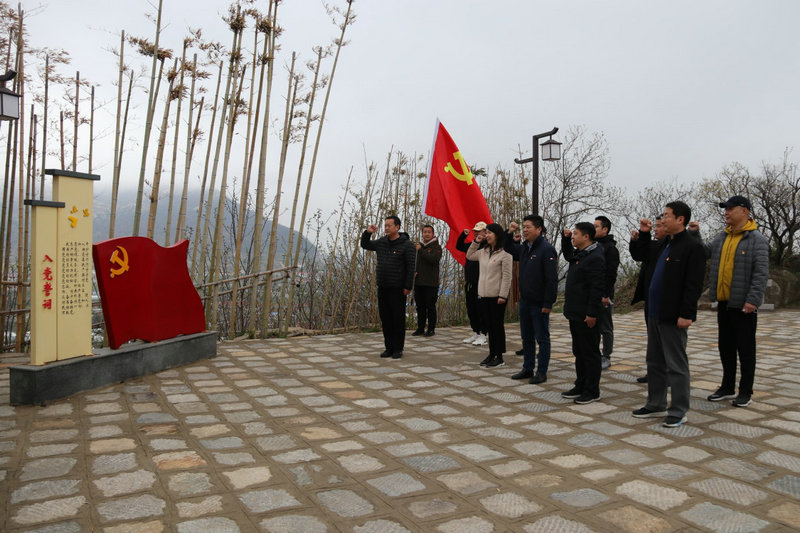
[
  {"xmin": 92, "ymin": 237, "xmax": 206, "ymax": 349},
  {"xmin": 423, "ymin": 120, "xmax": 493, "ymax": 265}
]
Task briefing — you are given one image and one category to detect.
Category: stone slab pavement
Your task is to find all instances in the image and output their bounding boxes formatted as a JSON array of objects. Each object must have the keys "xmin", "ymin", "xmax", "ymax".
[{"xmin": 1, "ymin": 308, "xmax": 799, "ymax": 532}]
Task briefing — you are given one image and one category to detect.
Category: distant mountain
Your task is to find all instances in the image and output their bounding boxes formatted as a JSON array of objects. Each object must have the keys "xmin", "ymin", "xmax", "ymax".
[{"xmin": 91, "ymin": 189, "xmax": 317, "ymax": 264}]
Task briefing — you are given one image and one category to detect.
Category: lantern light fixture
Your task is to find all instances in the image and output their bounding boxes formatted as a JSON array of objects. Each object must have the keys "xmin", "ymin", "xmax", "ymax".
[
  {"xmin": 541, "ymin": 137, "xmax": 562, "ymax": 162},
  {"xmin": 0, "ymin": 70, "xmax": 20, "ymax": 121}
]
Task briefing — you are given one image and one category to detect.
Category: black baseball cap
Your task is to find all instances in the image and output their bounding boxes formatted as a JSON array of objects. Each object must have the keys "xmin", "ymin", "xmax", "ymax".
[{"xmin": 719, "ymin": 195, "xmax": 752, "ymax": 210}]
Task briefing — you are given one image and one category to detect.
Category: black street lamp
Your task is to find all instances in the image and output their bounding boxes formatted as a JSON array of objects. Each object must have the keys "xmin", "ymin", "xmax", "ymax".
[
  {"xmin": 0, "ymin": 70, "xmax": 20, "ymax": 121},
  {"xmin": 514, "ymin": 126, "xmax": 561, "ymax": 215}
]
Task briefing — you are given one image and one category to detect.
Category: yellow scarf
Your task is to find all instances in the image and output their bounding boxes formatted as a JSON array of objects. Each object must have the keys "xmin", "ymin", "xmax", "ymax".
[{"xmin": 716, "ymin": 218, "xmax": 757, "ymax": 301}]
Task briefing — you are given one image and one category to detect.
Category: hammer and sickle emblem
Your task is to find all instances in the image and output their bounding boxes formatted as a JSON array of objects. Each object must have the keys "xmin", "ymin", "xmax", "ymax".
[
  {"xmin": 443, "ymin": 151, "xmax": 474, "ymax": 185},
  {"xmin": 110, "ymin": 245, "xmax": 130, "ymax": 278}
]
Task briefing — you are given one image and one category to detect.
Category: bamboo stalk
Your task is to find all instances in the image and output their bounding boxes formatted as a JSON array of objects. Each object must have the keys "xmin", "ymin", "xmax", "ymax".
[
  {"xmin": 59, "ymin": 110, "xmax": 64, "ymax": 168},
  {"xmin": 208, "ymin": 12, "xmax": 245, "ymax": 331},
  {"xmin": 0, "ymin": 120, "xmax": 19, "ymax": 316},
  {"xmin": 197, "ymin": 31, "xmax": 237, "ymax": 286},
  {"xmin": 164, "ymin": 41, "xmax": 188, "ymax": 245},
  {"xmin": 133, "ymin": 0, "xmax": 164, "ymax": 236},
  {"xmin": 190, "ymin": 59, "xmax": 223, "ymax": 277},
  {"xmin": 280, "ymin": 47, "xmax": 324, "ymax": 335},
  {"xmin": 175, "ymin": 54, "xmax": 199, "ymax": 243},
  {"xmin": 39, "ymin": 53, "xmax": 47, "ymax": 199},
  {"xmin": 229, "ymin": 21, "xmax": 262, "ymax": 338},
  {"xmin": 110, "ymin": 30, "xmax": 124, "ymax": 235},
  {"xmin": 14, "ymin": 4, "xmax": 25, "ymax": 351},
  {"xmin": 247, "ymin": 0, "xmax": 277, "ymax": 336},
  {"xmin": 145, "ymin": 58, "xmax": 177, "ymax": 240},
  {"xmin": 88, "ymin": 85, "xmax": 94, "ymax": 173},
  {"xmin": 0, "ymin": 120, "xmax": 13, "ymax": 301},
  {"xmin": 109, "ymin": 70, "xmax": 133, "ymax": 239},
  {"xmin": 72, "ymin": 70, "xmax": 78, "ymax": 172},
  {"xmin": 261, "ymin": 52, "xmax": 297, "ymax": 336}
]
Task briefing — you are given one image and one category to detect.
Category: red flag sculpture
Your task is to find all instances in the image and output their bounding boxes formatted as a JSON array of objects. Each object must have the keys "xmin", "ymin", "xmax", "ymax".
[
  {"xmin": 92, "ymin": 237, "xmax": 206, "ymax": 349},
  {"xmin": 423, "ymin": 120, "xmax": 493, "ymax": 265}
]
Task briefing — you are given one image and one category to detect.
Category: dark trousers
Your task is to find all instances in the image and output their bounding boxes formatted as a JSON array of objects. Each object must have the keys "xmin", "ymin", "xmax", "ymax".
[
  {"xmin": 481, "ymin": 297, "xmax": 507, "ymax": 356},
  {"xmin": 378, "ymin": 287, "xmax": 407, "ymax": 354},
  {"xmin": 414, "ymin": 285, "xmax": 438, "ymax": 331},
  {"xmin": 717, "ymin": 301, "xmax": 757, "ymax": 396},
  {"xmin": 569, "ymin": 319, "xmax": 601, "ymax": 397},
  {"xmin": 519, "ymin": 299, "xmax": 551, "ymax": 375},
  {"xmin": 597, "ymin": 302, "xmax": 614, "ymax": 356},
  {"xmin": 465, "ymin": 283, "xmax": 487, "ymax": 334}
]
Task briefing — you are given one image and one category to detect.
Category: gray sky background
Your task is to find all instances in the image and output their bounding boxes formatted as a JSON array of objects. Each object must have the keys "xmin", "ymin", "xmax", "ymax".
[{"xmin": 22, "ymin": 0, "xmax": 800, "ymax": 223}]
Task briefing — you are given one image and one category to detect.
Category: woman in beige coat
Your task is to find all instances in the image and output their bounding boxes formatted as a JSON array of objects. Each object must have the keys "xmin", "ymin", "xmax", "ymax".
[{"xmin": 466, "ymin": 223, "xmax": 513, "ymax": 367}]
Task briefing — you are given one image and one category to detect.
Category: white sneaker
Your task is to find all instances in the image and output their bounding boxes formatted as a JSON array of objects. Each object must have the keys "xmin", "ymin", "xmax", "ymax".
[
  {"xmin": 462, "ymin": 333, "xmax": 479, "ymax": 344},
  {"xmin": 472, "ymin": 334, "xmax": 487, "ymax": 346}
]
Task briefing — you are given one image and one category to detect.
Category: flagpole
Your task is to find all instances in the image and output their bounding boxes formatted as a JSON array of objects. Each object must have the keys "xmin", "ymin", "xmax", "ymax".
[{"xmin": 421, "ymin": 118, "xmax": 440, "ymax": 216}]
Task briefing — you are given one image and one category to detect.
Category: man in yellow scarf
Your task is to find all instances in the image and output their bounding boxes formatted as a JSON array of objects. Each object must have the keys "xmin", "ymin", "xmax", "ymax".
[{"xmin": 703, "ymin": 196, "xmax": 769, "ymax": 407}]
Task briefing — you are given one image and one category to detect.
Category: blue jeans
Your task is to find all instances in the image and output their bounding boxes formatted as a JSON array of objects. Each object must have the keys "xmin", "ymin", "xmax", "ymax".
[{"xmin": 519, "ymin": 299, "xmax": 551, "ymax": 376}]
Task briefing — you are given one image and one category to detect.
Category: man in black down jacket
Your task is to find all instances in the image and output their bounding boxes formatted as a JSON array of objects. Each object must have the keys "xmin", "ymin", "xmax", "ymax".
[
  {"xmin": 594, "ymin": 216, "xmax": 620, "ymax": 370},
  {"xmin": 632, "ymin": 200, "xmax": 706, "ymax": 428},
  {"xmin": 361, "ymin": 215, "xmax": 416, "ymax": 359},
  {"xmin": 561, "ymin": 222, "xmax": 606, "ymax": 405}
]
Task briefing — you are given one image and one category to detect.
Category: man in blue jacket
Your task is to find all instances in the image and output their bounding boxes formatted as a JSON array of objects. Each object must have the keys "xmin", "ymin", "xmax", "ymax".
[
  {"xmin": 632, "ymin": 201, "xmax": 706, "ymax": 428},
  {"xmin": 361, "ymin": 215, "xmax": 416, "ymax": 359},
  {"xmin": 702, "ymin": 195, "xmax": 769, "ymax": 408},
  {"xmin": 505, "ymin": 215, "xmax": 558, "ymax": 384}
]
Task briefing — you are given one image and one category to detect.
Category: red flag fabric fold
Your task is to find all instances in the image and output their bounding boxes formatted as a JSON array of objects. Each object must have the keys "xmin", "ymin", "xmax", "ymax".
[{"xmin": 423, "ymin": 120, "xmax": 493, "ymax": 265}]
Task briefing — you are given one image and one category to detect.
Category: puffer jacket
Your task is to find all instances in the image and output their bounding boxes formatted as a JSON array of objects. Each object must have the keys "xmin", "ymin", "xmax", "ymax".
[
  {"xmin": 595, "ymin": 234, "xmax": 620, "ymax": 299},
  {"xmin": 360, "ymin": 231, "xmax": 416, "ymax": 290},
  {"xmin": 561, "ymin": 240, "xmax": 605, "ymax": 322},
  {"xmin": 704, "ymin": 221, "xmax": 770, "ymax": 308}
]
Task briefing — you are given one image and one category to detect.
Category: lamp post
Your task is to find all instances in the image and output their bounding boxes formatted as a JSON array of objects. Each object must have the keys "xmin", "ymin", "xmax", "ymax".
[
  {"xmin": 514, "ymin": 126, "xmax": 561, "ymax": 215},
  {"xmin": 0, "ymin": 70, "xmax": 20, "ymax": 121}
]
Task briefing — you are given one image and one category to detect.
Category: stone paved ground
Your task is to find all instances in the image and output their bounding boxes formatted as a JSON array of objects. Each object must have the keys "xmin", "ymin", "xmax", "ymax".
[{"xmin": 1, "ymin": 309, "xmax": 800, "ymax": 532}]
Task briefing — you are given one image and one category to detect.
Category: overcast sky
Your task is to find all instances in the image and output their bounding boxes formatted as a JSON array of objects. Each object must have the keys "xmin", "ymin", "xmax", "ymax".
[{"xmin": 22, "ymin": 0, "xmax": 800, "ymax": 221}]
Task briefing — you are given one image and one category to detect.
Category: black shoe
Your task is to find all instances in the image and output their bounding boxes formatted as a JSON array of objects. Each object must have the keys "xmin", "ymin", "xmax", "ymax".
[
  {"xmin": 662, "ymin": 415, "xmax": 687, "ymax": 428},
  {"xmin": 511, "ymin": 370, "xmax": 533, "ymax": 380},
  {"xmin": 479, "ymin": 355, "xmax": 493, "ymax": 367},
  {"xmin": 732, "ymin": 394, "xmax": 752, "ymax": 407},
  {"xmin": 529, "ymin": 373, "xmax": 547, "ymax": 385},
  {"xmin": 561, "ymin": 387, "xmax": 582, "ymax": 399},
  {"xmin": 574, "ymin": 393, "xmax": 600, "ymax": 405},
  {"xmin": 392, "ymin": 352, "xmax": 403, "ymax": 359},
  {"xmin": 424, "ymin": 330, "xmax": 435, "ymax": 337},
  {"xmin": 636, "ymin": 375, "xmax": 648, "ymax": 383},
  {"xmin": 515, "ymin": 349, "xmax": 524, "ymax": 356},
  {"xmin": 380, "ymin": 350, "xmax": 392, "ymax": 358},
  {"xmin": 485, "ymin": 357, "xmax": 505, "ymax": 368},
  {"xmin": 632, "ymin": 407, "xmax": 667, "ymax": 418},
  {"xmin": 411, "ymin": 329, "xmax": 425, "ymax": 336},
  {"xmin": 707, "ymin": 388, "xmax": 735, "ymax": 401}
]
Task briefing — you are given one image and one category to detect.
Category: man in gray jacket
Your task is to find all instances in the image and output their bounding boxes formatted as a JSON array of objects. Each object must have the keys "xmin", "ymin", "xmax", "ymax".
[{"xmin": 701, "ymin": 196, "xmax": 769, "ymax": 407}]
